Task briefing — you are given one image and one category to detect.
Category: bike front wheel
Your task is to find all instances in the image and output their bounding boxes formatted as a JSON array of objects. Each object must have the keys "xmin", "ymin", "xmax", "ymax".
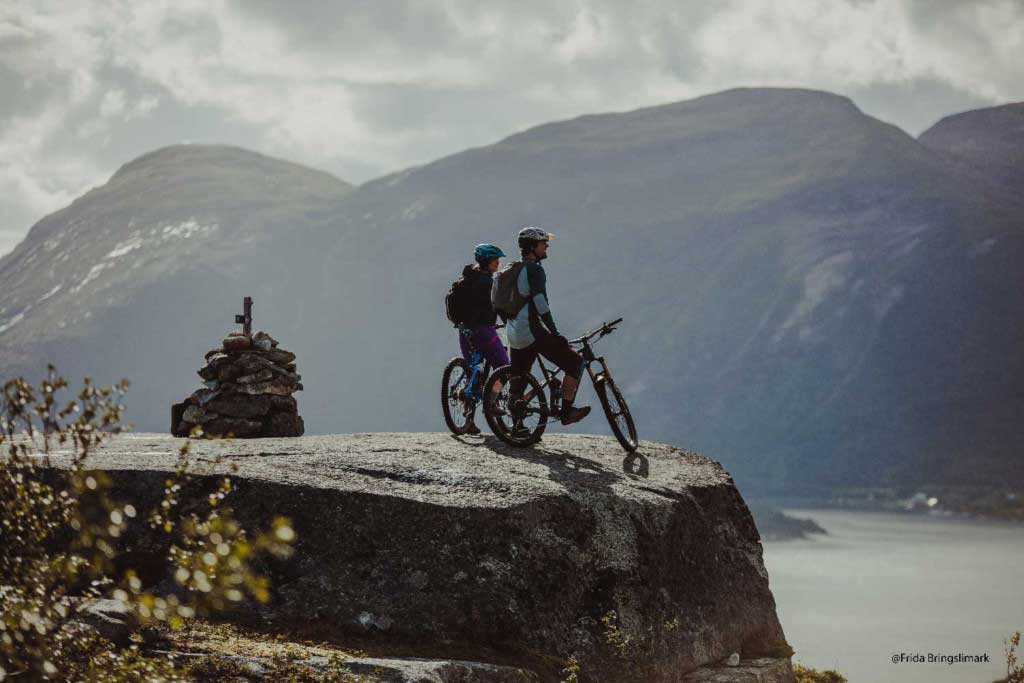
[
  {"xmin": 483, "ymin": 366, "xmax": 548, "ymax": 447},
  {"xmin": 594, "ymin": 372, "xmax": 638, "ymax": 453},
  {"xmin": 441, "ymin": 357, "xmax": 476, "ymax": 435}
]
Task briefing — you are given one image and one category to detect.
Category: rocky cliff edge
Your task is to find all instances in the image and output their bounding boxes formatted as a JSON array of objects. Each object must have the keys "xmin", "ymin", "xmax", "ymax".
[{"xmin": 53, "ymin": 433, "xmax": 792, "ymax": 683}]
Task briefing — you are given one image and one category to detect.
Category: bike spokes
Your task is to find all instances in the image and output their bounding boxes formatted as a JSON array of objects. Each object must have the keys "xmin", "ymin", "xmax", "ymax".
[
  {"xmin": 441, "ymin": 358, "xmax": 478, "ymax": 436},
  {"xmin": 483, "ymin": 366, "xmax": 548, "ymax": 446}
]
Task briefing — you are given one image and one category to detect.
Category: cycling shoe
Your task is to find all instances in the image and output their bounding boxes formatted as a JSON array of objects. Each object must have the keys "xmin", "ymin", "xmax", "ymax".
[{"xmin": 559, "ymin": 404, "xmax": 591, "ymax": 426}]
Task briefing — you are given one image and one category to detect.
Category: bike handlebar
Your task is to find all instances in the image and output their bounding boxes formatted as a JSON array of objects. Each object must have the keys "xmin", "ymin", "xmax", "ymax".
[{"xmin": 569, "ymin": 317, "xmax": 624, "ymax": 345}]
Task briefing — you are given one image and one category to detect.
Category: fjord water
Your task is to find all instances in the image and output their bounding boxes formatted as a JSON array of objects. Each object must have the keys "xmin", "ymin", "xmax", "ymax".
[{"xmin": 762, "ymin": 509, "xmax": 1024, "ymax": 683}]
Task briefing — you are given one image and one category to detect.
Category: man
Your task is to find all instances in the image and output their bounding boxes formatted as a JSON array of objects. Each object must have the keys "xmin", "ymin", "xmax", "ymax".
[
  {"xmin": 458, "ymin": 243, "xmax": 510, "ymax": 434},
  {"xmin": 505, "ymin": 227, "xmax": 590, "ymax": 425}
]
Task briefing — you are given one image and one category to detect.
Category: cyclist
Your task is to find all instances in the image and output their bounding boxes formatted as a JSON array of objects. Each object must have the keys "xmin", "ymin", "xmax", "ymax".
[
  {"xmin": 505, "ymin": 227, "xmax": 590, "ymax": 426},
  {"xmin": 458, "ymin": 243, "xmax": 511, "ymax": 434}
]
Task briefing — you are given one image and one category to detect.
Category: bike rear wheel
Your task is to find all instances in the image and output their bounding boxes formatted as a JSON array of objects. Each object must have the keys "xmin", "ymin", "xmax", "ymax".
[
  {"xmin": 484, "ymin": 366, "xmax": 548, "ymax": 446},
  {"xmin": 441, "ymin": 357, "xmax": 476, "ymax": 435},
  {"xmin": 595, "ymin": 372, "xmax": 638, "ymax": 453}
]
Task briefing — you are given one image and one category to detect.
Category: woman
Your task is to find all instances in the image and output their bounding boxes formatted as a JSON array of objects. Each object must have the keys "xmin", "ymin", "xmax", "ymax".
[{"xmin": 458, "ymin": 243, "xmax": 510, "ymax": 434}]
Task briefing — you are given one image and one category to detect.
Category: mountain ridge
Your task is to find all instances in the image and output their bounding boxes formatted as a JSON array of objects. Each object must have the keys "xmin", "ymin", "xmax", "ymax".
[
  {"xmin": 918, "ymin": 101, "xmax": 1024, "ymax": 199},
  {"xmin": 109, "ymin": 143, "xmax": 350, "ymax": 186}
]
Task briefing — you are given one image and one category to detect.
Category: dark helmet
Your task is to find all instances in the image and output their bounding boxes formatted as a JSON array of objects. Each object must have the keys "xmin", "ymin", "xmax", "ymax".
[
  {"xmin": 474, "ymin": 243, "xmax": 505, "ymax": 265},
  {"xmin": 517, "ymin": 226, "xmax": 554, "ymax": 252}
]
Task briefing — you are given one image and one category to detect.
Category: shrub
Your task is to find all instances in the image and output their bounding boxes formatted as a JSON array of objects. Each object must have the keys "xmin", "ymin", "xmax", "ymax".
[
  {"xmin": 1003, "ymin": 631, "xmax": 1024, "ymax": 683},
  {"xmin": 559, "ymin": 654, "xmax": 580, "ymax": 683},
  {"xmin": 0, "ymin": 366, "xmax": 294, "ymax": 681},
  {"xmin": 793, "ymin": 663, "xmax": 847, "ymax": 683}
]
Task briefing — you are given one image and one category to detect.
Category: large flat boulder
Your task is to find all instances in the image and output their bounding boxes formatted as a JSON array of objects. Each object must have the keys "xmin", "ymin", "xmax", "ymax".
[{"xmin": 52, "ymin": 433, "xmax": 791, "ymax": 683}]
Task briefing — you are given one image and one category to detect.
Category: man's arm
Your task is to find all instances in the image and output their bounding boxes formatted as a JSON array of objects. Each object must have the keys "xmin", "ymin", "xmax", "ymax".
[{"xmin": 527, "ymin": 263, "xmax": 559, "ymax": 336}]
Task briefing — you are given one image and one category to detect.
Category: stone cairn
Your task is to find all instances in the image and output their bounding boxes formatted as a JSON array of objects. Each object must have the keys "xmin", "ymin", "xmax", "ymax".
[{"xmin": 172, "ymin": 298, "xmax": 304, "ymax": 438}]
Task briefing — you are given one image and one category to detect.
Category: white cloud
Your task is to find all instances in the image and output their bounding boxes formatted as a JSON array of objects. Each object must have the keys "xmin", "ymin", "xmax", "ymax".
[
  {"xmin": 691, "ymin": 0, "xmax": 1023, "ymax": 102},
  {"xmin": 0, "ymin": 106, "xmax": 105, "ymax": 228},
  {"xmin": 0, "ymin": 0, "xmax": 1020, "ymax": 257},
  {"xmin": 99, "ymin": 89, "xmax": 125, "ymax": 117},
  {"xmin": 554, "ymin": 8, "xmax": 609, "ymax": 63},
  {"xmin": 128, "ymin": 94, "xmax": 160, "ymax": 119}
]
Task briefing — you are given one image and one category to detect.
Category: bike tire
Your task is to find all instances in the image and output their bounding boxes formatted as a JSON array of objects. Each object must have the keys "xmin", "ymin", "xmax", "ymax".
[
  {"xmin": 595, "ymin": 373, "xmax": 638, "ymax": 453},
  {"xmin": 441, "ymin": 357, "xmax": 475, "ymax": 435},
  {"xmin": 483, "ymin": 366, "xmax": 548, "ymax": 447}
]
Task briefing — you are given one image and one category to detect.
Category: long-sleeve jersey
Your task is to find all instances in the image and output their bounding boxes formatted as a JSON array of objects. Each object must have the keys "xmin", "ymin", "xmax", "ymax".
[
  {"xmin": 506, "ymin": 260, "xmax": 556, "ymax": 349},
  {"xmin": 459, "ymin": 264, "xmax": 498, "ymax": 329}
]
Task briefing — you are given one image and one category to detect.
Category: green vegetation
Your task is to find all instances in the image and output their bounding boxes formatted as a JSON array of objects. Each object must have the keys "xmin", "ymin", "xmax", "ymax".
[
  {"xmin": 0, "ymin": 366, "xmax": 294, "ymax": 681},
  {"xmin": 558, "ymin": 654, "xmax": 580, "ymax": 683},
  {"xmin": 600, "ymin": 610, "xmax": 638, "ymax": 659},
  {"xmin": 793, "ymin": 663, "xmax": 847, "ymax": 682},
  {"xmin": 1000, "ymin": 631, "xmax": 1024, "ymax": 683}
]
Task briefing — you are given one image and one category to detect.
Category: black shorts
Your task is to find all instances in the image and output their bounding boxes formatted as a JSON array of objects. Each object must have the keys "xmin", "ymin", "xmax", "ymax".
[{"xmin": 510, "ymin": 334, "xmax": 584, "ymax": 380}]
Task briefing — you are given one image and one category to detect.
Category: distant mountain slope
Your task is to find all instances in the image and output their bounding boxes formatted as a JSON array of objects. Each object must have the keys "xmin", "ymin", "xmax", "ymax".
[
  {"xmin": 919, "ymin": 102, "xmax": 1024, "ymax": 196},
  {"xmin": 0, "ymin": 144, "xmax": 351, "ymax": 421},
  {"xmin": 2, "ymin": 91, "xmax": 1022, "ymax": 497}
]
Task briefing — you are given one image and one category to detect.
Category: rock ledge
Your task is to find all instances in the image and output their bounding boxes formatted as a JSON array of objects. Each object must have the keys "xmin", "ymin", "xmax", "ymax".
[{"xmin": 53, "ymin": 433, "xmax": 791, "ymax": 683}]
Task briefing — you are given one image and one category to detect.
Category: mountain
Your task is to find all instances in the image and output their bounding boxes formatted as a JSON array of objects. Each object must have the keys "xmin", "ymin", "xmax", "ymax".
[
  {"xmin": 919, "ymin": 102, "xmax": 1024, "ymax": 197},
  {"xmin": 2, "ymin": 90, "xmax": 1022, "ymax": 496},
  {"xmin": 0, "ymin": 144, "xmax": 352, "ymax": 429}
]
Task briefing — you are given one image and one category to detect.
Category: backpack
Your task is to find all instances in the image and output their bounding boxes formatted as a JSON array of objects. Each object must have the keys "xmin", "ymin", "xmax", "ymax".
[
  {"xmin": 445, "ymin": 274, "xmax": 474, "ymax": 327},
  {"xmin": 491, "ymin": 261, "xmax": 530, "ymax": 319}
]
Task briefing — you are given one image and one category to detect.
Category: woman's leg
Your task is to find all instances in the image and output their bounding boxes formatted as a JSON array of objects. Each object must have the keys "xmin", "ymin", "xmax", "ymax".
[
  {"xmin": 473, "ymin": 326, "xmax": 510, "ymax": 395},
  {"xmin": 459, "ymin": 330, "xmax": 472, "ymax": 360}
]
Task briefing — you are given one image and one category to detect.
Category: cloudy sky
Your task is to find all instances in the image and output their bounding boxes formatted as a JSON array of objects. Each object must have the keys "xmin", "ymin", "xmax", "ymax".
[{"xmin": 1, "ymin": 0, "xmax": 1021, "ymax": 256}]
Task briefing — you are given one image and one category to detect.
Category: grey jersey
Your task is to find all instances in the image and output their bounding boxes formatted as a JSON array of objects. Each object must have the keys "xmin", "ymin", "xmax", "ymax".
[{"xmin": 506, "ymin": 261, "xmax": 551, "ymax": 349}]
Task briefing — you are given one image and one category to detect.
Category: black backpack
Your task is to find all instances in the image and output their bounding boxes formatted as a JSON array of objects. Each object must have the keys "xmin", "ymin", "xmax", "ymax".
[{"xmin": 445, "ymin": 274, "xmax": 474, "ymax": 327}]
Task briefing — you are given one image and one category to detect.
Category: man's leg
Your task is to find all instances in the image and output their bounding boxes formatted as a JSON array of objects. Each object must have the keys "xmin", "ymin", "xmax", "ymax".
[
  {"xmin": 508, "ymin": 345, "xmax": 536, "ymax": 397},
  {"xmin": 562, "ymin": 375, "xmax": 580, "ymax": 405},
  {"xmin": 505, "ymin": 345, "xmax": 538, "ymax": 436},
  {"xmin": 537, "ymin": 335, "xmax": 590, "ymax": 425}
]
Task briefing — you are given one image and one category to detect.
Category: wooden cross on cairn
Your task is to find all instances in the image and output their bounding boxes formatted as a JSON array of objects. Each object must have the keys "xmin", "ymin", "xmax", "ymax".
[{"xmin": 235, "ymin": 296, "xmax": 253, "ymax": 336}]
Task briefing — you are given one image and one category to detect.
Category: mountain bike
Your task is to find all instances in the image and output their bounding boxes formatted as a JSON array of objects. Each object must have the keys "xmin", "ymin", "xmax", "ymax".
[
  {"xmin": 483, "ymin": 318, "xmax": 638, "ymax": 452},
  {"xmin": 440, "ymin": 330, "xmax": 493, "ymax": 435}
]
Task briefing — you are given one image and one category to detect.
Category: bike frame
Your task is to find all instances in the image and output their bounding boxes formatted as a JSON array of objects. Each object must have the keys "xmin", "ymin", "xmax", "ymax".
[
  {"xmin": 458, "ymin": 323, "xmax": 504, "ymax": 402},
  {"xmin": 525, "ymin": 331, "xmax": 615, "ymax": 406},
  {"xmin": 460, "ymin": 350, "xmax": 489, "ymax": 402}
]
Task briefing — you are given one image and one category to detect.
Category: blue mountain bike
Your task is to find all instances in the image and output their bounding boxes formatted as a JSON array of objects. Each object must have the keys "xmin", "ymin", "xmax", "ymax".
[{"xmin": 441, "ymin": 332, "xmax": 491, "ymax": 435}]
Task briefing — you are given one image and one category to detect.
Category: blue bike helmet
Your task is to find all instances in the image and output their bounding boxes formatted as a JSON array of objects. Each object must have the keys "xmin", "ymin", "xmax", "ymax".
[{"xmin": 474, "ymin": 243, "xmax": 505, "ymax": 265}]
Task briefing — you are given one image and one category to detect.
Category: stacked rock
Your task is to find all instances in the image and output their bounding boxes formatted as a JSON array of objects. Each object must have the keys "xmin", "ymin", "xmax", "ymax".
[{"xmin": 172, "ymin": 331, "xmax": 304, "ymax": 438}]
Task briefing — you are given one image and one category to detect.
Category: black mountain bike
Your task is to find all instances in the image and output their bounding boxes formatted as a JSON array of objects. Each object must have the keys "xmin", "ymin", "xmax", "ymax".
[{"xmin": 483, "ymin": 318, "xmax": 638, "ymax": 452}]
